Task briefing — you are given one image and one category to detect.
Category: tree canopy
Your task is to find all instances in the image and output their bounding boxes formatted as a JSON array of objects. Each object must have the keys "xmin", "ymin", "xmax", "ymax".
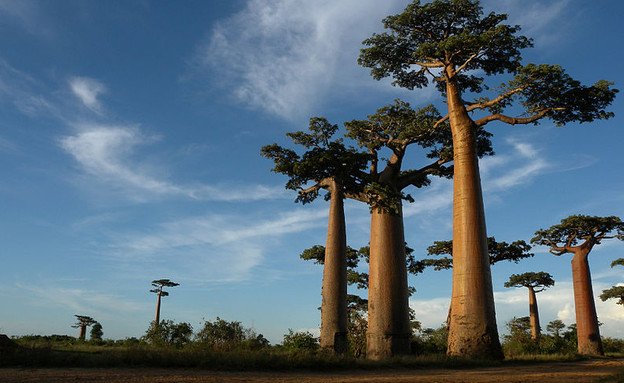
[
  {"xmin": 531, "ymin": 215, "xmax": 624, "ymax": 255},
  {"xmin": 261, "ymin": 117, "xmax": 370, "ymax": 204},
  {"xmin": 150, "ymin": 279, "xmax": 180, "ymax": 296},
  {"xmin": 358, "ymin": 0, "xmax": 617, "ymax": 128},
  {"xmin": 72, "ymin": 315, "xmax": 96, "ymax": 328},
  {"xmin": 504, "ymin": 272, "xmax": 555, "ymax": 291}
]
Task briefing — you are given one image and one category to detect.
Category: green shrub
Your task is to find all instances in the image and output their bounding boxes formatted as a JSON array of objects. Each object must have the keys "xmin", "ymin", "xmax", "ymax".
[{"xmin": 281, "ymin": 329, "xmax": 319, "ymax": 351}]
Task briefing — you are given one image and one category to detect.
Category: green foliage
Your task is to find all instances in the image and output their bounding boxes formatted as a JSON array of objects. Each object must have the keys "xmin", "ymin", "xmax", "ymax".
[
  {"xmin": 424, "ymin": 237, "xmax": 533, "ymax": 270},
  {"xmin": 261, "ymin": 117, "xmax": 370, "ymax": 204},
  {"xmin": 546, "ymin": 320, "xmax": 566, "ymax": 338},
  {"xmin": 90, "ymin": 322, "xmax": 103, "ymax": 343},
  {"xmin": 600, "ymin": 286, "xmax": 624, "ymax": 306},
  {"xmin": 143, "ymin": 320, "xmax": 193, "ymax": 348},
  {"xmin": 532, "ymin": 215, "xmax": 624, "ymax": 250},
  {"xmin": 359, "ymin": 0, "xmax": 531, "ymax": 91},
  {"xmin": 194, "ymin": 317, "xmax": 268, "ymax": 351},
  {"xmin": 504, "ymin": 272, "xmax": 555, "ymax": 291},
  {"xmin": 281, "ymin": 329, "xmax": 319, "ymax": 351},
  {"xmin": 412, "ymin": 324, "xmax": 448, "ymax": 355},
  {"xmin": 611, "ymin": 258, "xmax": 624, "ymax": 268},
  {"xmin": 358, "ymin": 0, "xmax": 616, "ymax": 125},
  {"xmin": 347, "ymin": 308, "xmax": 367, "ymax": 358},
  {"xmin": 601, "ymin": 337, "xmax": 624, "ymax": 353},
  {"xmin": 502, "ymin": 319, "xmax": 580, "ymax": 356}
]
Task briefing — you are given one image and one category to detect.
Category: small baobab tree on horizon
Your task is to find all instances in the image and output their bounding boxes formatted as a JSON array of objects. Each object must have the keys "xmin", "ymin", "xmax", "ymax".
[
  {"xmin": 358, "ymin": 0, "xmax": 617, "ymax": 360},
  {"xmin": 600, "ymin": 258, "xmax": 624, "ymax": 309},
  {"xmin": 532, "ymin": 215, "xmax": 624, "ymax": 356},
  {"xmin": 504, "ymin": 272, "xmax": 555, "ymax": 339},
  {"xmin": 150, "ymin": 279, "xmax": 179, "ymax": 325},
  {"xmin": 72, "ymin": 315, "xmax": 96, "ymax": 341}
]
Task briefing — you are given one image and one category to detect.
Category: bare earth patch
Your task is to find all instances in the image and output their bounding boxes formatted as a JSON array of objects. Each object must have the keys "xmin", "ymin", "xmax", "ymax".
[{"xmin": 1, "ymin": 358, "xmax": 623, "ymax": 383}]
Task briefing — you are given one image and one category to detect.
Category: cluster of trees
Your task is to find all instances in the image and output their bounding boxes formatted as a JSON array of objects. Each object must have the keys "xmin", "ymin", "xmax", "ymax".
[{"xmin": 262, "ymin": 0, "xmax": 617, "ymax": 360}]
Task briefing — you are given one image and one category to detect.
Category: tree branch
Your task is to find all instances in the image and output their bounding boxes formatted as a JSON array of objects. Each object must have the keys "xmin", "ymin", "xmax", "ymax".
[
  {"xmin": 475, "ymin": 108, "xmax": 565, "ymax": 127},
  {"xmin": 466, "ymin": 86, "xmax": 529, "ymax": 112}
]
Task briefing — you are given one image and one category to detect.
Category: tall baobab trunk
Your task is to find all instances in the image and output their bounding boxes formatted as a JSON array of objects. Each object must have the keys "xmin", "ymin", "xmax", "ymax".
[
  {"xmin": 320, "ymin": 180, "xmax": 348, "ymax": 353},
  {"xmin": 154, "ymin": 293, "xmax": 162, "ymax": 325},
  {"xmin": 366, "ymin": 205, "xmax": 411, "ymax": 359},
  {"xmin": 528, "ymin": 287, "xmax": 540, "ymax": 339},
  {"xmin": 571, "ymin": 248, "xmax": 603, "ymax": 355},
  {"xmin": 446, "ymin": 78, "xmax": 503, "ymax": 359},
  {"xmin": 78, "ymin": 325, "xmax": 86, "ymax": 341}
]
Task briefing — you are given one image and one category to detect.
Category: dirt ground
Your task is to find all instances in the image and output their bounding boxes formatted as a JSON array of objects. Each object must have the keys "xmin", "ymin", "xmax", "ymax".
[{"xmin": 1, "ymin": 358, "xmax": 623, "ymax": 383}]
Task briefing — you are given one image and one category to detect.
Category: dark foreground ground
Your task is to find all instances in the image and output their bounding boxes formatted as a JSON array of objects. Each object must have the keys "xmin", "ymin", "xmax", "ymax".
[{"xmin": 2, "ymin": 358, "xmax": 623, "ymax": 383}]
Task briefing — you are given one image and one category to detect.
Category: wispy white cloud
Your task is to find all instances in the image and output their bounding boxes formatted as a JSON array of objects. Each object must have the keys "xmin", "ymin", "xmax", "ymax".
[
  {"xmin": 0, "ymin": 0, "xmax": 53, "ymax": 38},
  {"xmin": 482, "ymin": 137, "xmax": 549, "ymax": 192},
  {"xmin": 484, "ymin": 0, "xmax": 573, "ymax": 46},
  {"xmin": 59, "ymin": 123, "xmax": 287, "ymax": 202},
  {"xmin": 69, "ymin": 77, "xmax": 106, "ymax": 114},
  {"xmin": 109, "ymin": 208, "xmax": 328, "ymax": 282},
  {"xmin": 0, "ymin": 57, "xmax": 57, "ymax": 118},
  {"xmin": 18, "ymin": 283, "xmax": 143, "ymax": 318},
  {"xmin": 190, "ymin": 0, "xmax": 408, "ymax": 120}
]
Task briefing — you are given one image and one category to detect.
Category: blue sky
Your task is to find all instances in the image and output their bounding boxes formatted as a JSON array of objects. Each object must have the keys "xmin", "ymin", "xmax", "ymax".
[{"xmin": 1, "ymin": 0, "xmax": 623, "ymax": 344}]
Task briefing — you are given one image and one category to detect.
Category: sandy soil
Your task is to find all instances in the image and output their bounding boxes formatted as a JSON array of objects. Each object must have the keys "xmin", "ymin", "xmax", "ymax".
[{"xmin": 1, "ymin": 358, "xmax": 623, "ymax": 383}]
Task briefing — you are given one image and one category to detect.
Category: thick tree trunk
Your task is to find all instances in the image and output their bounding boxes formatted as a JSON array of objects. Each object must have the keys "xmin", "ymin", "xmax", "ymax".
[
  {"xmin": 528, "ymin": 287, "xmax": 540, "ymax": 339},
  {"xmin": 78, "ymin": 325, "xmax": 86, "ymax": 341},
  {"xmin": 571, "ymin": 249, "xmax": 603, "ymax": 355},
  {"xmin": 366, "ymin": 205, "xmax": 411, "ymax": 359},
  {"xmin": 154, "ymin": 293, "xmax": 162, "ymax": 325},
  {"xmin": 446, "ymin": 79, "xmax": 503, "ymax": 360},
  {"xmin": 320, "ymin": 180, "xmax": 348, "ymax": 353}
]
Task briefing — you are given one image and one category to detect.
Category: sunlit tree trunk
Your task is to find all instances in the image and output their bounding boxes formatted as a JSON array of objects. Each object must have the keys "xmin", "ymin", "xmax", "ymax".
[
  {"xmin": 320, "ymin": 179, "xmax": 348, "ymax": 353},
  {"xmin": 571, "ymin": 247, "xmax": 603, "ymax": 356},
  {"xmin": 367, "ymin": 205, "xmax": 411, "ymax": 359},
  {"xmin": 446, "ymin": 78, "xmax": 503, "ymax": 359},
  {"xmin": 528, "ymin": 287, "xmax": 540, "ymax": 339},
  {"xmin": 154, "ymin": 293, "xmax": 162, "ymax": 325},
  {"xmin": 78, "ymin": 325, "xmax": 86, "ymax": 341}
]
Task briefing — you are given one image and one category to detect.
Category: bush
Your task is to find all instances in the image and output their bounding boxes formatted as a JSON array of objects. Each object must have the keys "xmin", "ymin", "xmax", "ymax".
[
  {"xmin": 412, "ymin": 324, "xmax": 448, "ymax": 355},
  {"xmin": 143, "ymin": 320, "xmax": 193, "ymax": 348},
  {"xmin": 281, "ymin": 329, "xmax": 319, "ymax": 351}
]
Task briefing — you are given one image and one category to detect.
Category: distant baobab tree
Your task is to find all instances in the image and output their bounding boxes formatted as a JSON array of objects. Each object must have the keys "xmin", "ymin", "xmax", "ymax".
[
  {"xmin": 504, "ymin": 272, "xmax": 555, "ymax": 339},
  {"xmin": 150, "ymin": 279, "xmax": 179, "ymax": 325},
  {"xmin": 532, "ymin": 215, "xmax": 624, "ymax": 356},
  {"xmin": 72, "ymin": 315, "xmax": 96, "ymax": 341},
  {"xmin": 600, "ymin": 258, "xmax": 624, "ymax": 308}
]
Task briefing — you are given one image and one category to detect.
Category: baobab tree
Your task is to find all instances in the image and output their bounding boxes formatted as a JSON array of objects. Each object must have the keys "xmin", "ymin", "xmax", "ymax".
[
  {"xmin": 344, "ymin": 100, "xmax": 493, "ymax": 359},
  {"xmin": 150, "ymin": 279, "xmax": 179, "ymax": 325},
  {"xmin": 358, "ymin": 0, "xmax": 617, "ymax": 359},
  {"xmin": 600, "ymin": 258, "xmax": 624, "ymax": 308},
  {"xmin": 72, "ymin": 315, "xmax": 96, "ymax": 341},
  {"xmin": 261, "ymin": 118, "xmax": 369, "ymax": 353},
  {"xmin": 532, "ymin": 215, "xmax": 624, "ymax": 356},
  {"xmin": 504, "ymin": 272, "xmax": 555, "ymax": 339}
]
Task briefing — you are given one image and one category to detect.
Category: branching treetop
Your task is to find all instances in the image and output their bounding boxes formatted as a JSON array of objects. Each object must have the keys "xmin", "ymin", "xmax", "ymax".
[
  {"xmin": 531, "ymin": 215, "xmax": 624, "ymax": 256},
  {"xmin": 358, "ymin": 0, "xmax": 617, "ymax": 129},
  {"xmin": 504, "ymin": 272, "xmax": 555, "ymax": 292},
  {"xmin": 600, "ymin": 286, "xmax": 624, "ymax": 306},
  {"xmin": 72, "ymin": 315, "xmax": 96, "ymax": 328},
  {"xmin": 151, "ymin": 279, "xmax": 179, "ymax": 296},
  {"xmin": 611, "ymin": 258, "xmax": 624, "ymax": 268},
  {"xmin": 423, "ymin": 237, "xmax": 533, "ymax": 270},
  {"xmin": 261, "ymin": 117, "xmax": 370, "ymax": 204},
  {"xmin": 344, "ymin": 99, "xmax": 492, "ymax": 212}
]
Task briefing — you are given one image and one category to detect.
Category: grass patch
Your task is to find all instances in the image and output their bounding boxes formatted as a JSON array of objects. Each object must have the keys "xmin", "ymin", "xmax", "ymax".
[{"xmin": 1, "ymin": 344, "xmax": 591, "ymax": 371}]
